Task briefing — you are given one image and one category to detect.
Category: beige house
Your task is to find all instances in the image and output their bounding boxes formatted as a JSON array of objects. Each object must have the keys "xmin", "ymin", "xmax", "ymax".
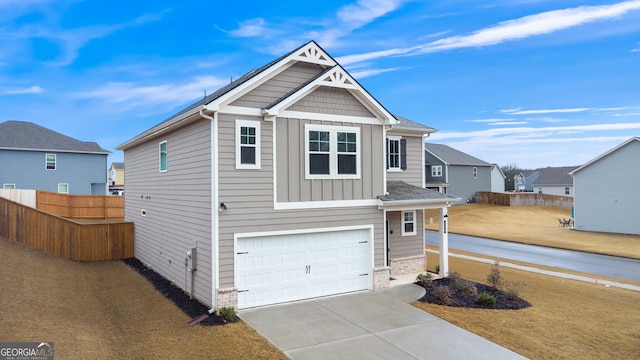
[
  {"xmin": 108, "ymin": 162, "xmax": 125, "ymax": 190},
  {"xmin": 117, "ymin": 41, "xmax": 459, "ymax": 311}
]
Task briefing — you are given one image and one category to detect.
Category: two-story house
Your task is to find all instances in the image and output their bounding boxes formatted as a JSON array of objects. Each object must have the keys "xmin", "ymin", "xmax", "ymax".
[
  {"xmin": 0, "ymin": 120, "xmax": 110, "ymax": 195},
  {"xmin": 533, "ymin": 166, "xmax": 579, "ymax": 197},
  {"xmin": 117, "ymin": 41, "xmax": 459, "ymax": 311},
  {"xmin": 424, "ymin": 143, "xmax": 495, "ymax": 203},
  {"xmin": 108, "ymin": 162, "xmax": 125, "ymax": 192}
]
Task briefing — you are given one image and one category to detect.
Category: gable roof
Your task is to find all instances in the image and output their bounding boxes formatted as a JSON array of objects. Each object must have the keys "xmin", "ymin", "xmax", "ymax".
[
  {"xmin": 570, "ymin": 137, "xmax": 640, "ymax": 176},
  {"xmin": 389, "ymin": 115, "xmax": 436, "ymax": 135},
  {"xmin": 534, "ymin": 166, "xmax": 579, "ymax": 186},
  {"xmin": 111, "ymin": 162, "xmax": 125, "ymax": 170},
  {"xmin": 119, "ymin": 41, "xmax": 400, "ymax": 150},
  {"xmin": 425, "ymin": 143, "xmax": 491, "ymax": 166},
  {"xmin": 378, "ymin": 181, "xmax": 461, "ymax": 209},
  {"xmin": 0, "ymin": 120, "xmax": 109, "ymax": 154}
]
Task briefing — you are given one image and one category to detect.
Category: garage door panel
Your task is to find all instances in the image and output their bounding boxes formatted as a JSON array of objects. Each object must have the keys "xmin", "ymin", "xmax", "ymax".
[{"xmin": 237, "ymin": 229, "xmax": 372, "ymax": 308}]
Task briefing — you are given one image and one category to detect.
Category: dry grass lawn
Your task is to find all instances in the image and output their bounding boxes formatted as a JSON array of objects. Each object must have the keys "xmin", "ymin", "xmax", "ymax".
[
  {"xmin": 416, "ymin": 252, "xmax": 640, "ymax": 360},
  {"xmin": 425, "ymin": 204, "xmax": 640, "ymax": 259},
  {"xmin": 0, "ymin": 238, "xmax": 286, "ymax": 360}
]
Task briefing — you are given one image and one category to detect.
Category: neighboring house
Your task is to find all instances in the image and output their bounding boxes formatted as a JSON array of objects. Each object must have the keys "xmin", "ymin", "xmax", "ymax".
[
  {"xmin": 490, "ymin": 164, "xmax": 506, "ymax": 193},
  {"xmin": 569, "ymin": 137, "xmax": 640, "ymax": 235},
  {"xmin": 513, "ymin": 170, "xmax": 540, "ymax": 192},
  {"xmin": 424, "ymin": 143, "xmax": 495, "ymax": 203},
  {"xmin": 117, "ymin": 41, "xmax": 459, "ymax": 311},
  {"xmin": 0, "ymin": 120, "xmax": 110, "ymax": 195},
  {"xmin": 109, "ymin": 162, "xmax": 125, "ymax": 189},
  {"xmin": 533, "ymin": 166, "xmax": 579, "ymax": 197}
]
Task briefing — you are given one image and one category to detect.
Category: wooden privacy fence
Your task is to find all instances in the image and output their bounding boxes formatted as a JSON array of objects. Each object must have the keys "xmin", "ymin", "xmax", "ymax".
[
  {"xmin": 36, "ymin": 190, "xmax": 124, "ymax": 219},
  {"xmin": 0, "ymin": 196, "xmax": 133, "ymax": 262},
  {"xmin": 477, "ymin": 192, "xmax": 573, "ymax": 209}
]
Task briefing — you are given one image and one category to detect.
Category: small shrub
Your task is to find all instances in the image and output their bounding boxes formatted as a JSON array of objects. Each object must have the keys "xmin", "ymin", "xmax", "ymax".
[
  {"xmin": 218, "ymin": 306, "xmax": 238, "ymax": 322},
  {"xmin": 432, "ymin": 285, "xmax": 452, "ymax": 305},
  {"xmin": 487, "ymin": 261, "xmax": 504, "ymax": 290},
  {"xmin": 449, "ymin": 272, "xmax": 478, "ymax": 295},
  {"xmin": 476, "ymin": 292, "xmax": 497, "ymax": 307},
  {"xmin": 504, "ymin": 281, "xmax": 525, "ymax": 301},
  {"xmin": 416, "ymin": 272, "xmax": 433, "ymax": 288}
]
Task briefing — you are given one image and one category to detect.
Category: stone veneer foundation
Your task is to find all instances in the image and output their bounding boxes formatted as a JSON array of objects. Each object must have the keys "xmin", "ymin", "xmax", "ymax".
[
  {"xmin": 373, "ymin": 266, "xmax": 391, "ymax": 289},
  {"xmin": 216, "ymin": 287, "xmax": 238, "ymax": 312},
  {"xmin": 389, "ymin": 255, "xmax": 426, "ymax": 276}
]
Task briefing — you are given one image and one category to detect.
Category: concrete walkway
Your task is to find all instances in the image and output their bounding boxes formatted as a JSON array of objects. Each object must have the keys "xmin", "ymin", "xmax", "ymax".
[{"xmin": 240, "ymin": 284, "xmax": 527, "ymax": 360}]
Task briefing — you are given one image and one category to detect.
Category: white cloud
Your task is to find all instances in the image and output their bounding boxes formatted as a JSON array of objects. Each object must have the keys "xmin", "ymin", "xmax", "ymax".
[
  {"xmin": 339, "ymin": 0, "xmax": 640, "ymax": 65},
  {"xmin": 429, "ymin": 122, "xmax": 640, "ymax": 141},
  {"xmin": 75, "ymin": 76, "xmax": 227, "ymax": 106},
  {"xmin": 230, "ymin": 18, "xmax": 267, "ymax": 37},
  {"xmin": 487, "ymin": 121, "xmax": 529, "ymax": 126},
  {"xmin": 350, "ymin": 66, "xmax": 406, "ymax": 78},
  {"xmin": 464, "ymin": 118, "xmax": 515, "ymax": 123},
  {"xmin": 0, "ymin": 85, "xmax": 43, "ymax": 95},
  {"xmin": 501, "ymin": 107, "xmax": 591, "ymax": 115},
  {"xmin": 337, "ymin": 0, "xmax": 404, "ymax": 27}
]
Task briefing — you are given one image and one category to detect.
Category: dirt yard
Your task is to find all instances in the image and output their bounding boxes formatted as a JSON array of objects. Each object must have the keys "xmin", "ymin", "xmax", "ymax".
[
  {"xmin": 425, "ymin": 204, "xmax": 640, "ymax": 259},
  {"xmin": 0, "ymin": 238, "xmax": 286, "ymax": 360}
]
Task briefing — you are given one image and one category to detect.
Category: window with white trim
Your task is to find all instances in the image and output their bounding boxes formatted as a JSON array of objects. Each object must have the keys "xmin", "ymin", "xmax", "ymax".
[
  {"xmin": 236, "ymin": 120, "xmax": 261, "ymax": 169},
  {"xmin": 159, "ymin": 141, "xmax": 167, "ymax": 172},
  {"xmin": 305, "ymin": 124, "xmax": 360, "ymax": 179},
  {"xmin": 387, "ymin": 137, "xmax": 401, "ymax": 170},
  {"xmin": 473, "ymin": 167, "xmax": 478, "ymax": 178},
  {"xmin": 565, "ymin": 187, "xmax": 570, "ymax": 195},
  {"xmin": 58, "ymin": 183, "xmax": 69, "ymax": 194},
  {"xmin": 3, "ymin": 184, "xmax": 15, "ymax": 189},
  {"xmin": 431, "ymin": 165, "xmax": 442, "ymax": 177},
  {"xmin": 402, "ymin": 211, "xmax": 416, "ymax": 236},
  {"xmin": 538, "ymin": 187, "xmax": 543, "ymax": 194},
  {"xmin": 46, "ymin": 154, "xmax": 56, "ymax": 170}
]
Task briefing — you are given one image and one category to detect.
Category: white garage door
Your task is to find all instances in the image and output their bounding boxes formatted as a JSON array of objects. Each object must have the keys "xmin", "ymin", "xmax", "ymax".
[{"xmin": 236, "ymin": 228, "xmax": 372, "ymax": 308}]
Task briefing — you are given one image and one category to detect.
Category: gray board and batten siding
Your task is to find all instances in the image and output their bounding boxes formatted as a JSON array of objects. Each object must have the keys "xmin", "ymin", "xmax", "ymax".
[
  {"xmin": 572, "ymin": 139, "xmax": 640, "ymax": 235},
  {"xmin": 386, "ymin": 210, "xmax": 424, "ymax": 259},
  {"xmin": 124, "ymin": 119, "xmax": 214, "ymax": 305}
]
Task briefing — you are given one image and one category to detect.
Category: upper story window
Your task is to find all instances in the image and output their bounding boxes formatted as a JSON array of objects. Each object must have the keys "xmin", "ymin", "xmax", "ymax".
[
  {"xmin": 473, "ymin": 167, "xmax": 478, "ymax": 178},
  {"xmin": 565, "ymin": 187, "xmax": 570, "ymax": 195},
  {"xmin": 305, "ymin": 124, "xmax": 360, "ymax": 179},
  {"xmin": 159, "ymin": 141, "xmax": 168, "ymax": 172},
  {"xmin": 236, "ymin": 120, "xmax": 261, "ymax": 169},
  {"xmin": 386, "ymin": 137, "xmax": 406, "ymax": 171},
  {"xmin": 3, "ymin": 184, "xmax": 15, "ymax": 189},
  {"xmin": 402, "ymin": 211, "xmax": 416, "ymax": 236},
  {"xmin": 431, "ymin": 165, "xmax": 442, "ymax": 177},
  {"xmin": 58, "ymin": 183, "xmax": 68, "ymax": 194},
  {"xmin": 46, "ymin": 154, "xmax": 56, "ymax": 170},
  {"xmin": 538, "ymin": 187, "xmax": 543, "ymax": 194}
]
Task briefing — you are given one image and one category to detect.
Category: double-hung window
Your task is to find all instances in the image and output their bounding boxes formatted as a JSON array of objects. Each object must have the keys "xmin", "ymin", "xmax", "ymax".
[
  {"xmin": 46, "ymin": 154, "xmax": 56, "ymax": 170},
  {"xmin": 236, "ymin": 120, "xmax": 261, "ymax": 169},
  {"xmin": 402, "ymin": 211, "xmax": 416, "ymax": 236},
  {"xmin": 159, "ymin": 141, "xmax": 168, "ymax": 172},
  {"xmin": 473, "ymin": 167, "xmax": 478, "ymax": 178},
  {"xmin": 386, "ymin": 137, "xmax": 406, "ymax": 171},
  {"xmin": 305, "ymin": 124, "xmax": 360, "ymax": 179},
  {"xmin": 431, "ymin": 165, "xmax": 442, "ymax": 177},
  {"xmin": 565, "ymin": 187, "xmax": 570, "ymax": 195},
  {"xmin": 58, "ymin": 183, "xmax": 69, "ymax": 194}
]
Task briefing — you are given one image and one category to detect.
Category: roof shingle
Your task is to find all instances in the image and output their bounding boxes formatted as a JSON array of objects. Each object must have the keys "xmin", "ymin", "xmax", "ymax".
[{"xmin": 0, "ymin": 121, "xmax": 109, "ymax": 154}]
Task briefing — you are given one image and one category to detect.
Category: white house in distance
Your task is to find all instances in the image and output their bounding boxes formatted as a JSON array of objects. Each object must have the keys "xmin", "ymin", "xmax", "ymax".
[
  {"xmin": 117, "ymin": 41, "xmax": 459, "ymax": 311},
  {"xmin": 569, "ymin": 137, "xmax": 640, "ymax": 235},
  {"xmin": 533, "ymin": 166, "xmax": 579, "ymax": 197}
]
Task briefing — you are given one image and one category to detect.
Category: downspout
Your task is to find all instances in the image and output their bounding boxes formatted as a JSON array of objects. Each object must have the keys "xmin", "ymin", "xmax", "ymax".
[{"xmin": 199, "ymin": 108, "xmax": 219, "ymax": 314}]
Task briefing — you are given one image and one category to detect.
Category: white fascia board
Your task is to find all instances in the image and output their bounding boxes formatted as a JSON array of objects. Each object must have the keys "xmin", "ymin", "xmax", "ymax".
[
  {"xmin": 277, "ymin": 110, "xmax": 381, "ymax": 124},
  {"xmin": 377, "ymin": 198, "xmax": 461, "ymax": 210},
  {"xmin": 274, "ymin": 199, "xmax": 378, "ymax": 210},
  {"xmin": 234, "ymin": 224, "xmax": 374, "ymax": 240},
  {"xmin": 117, "ymin": 105, "xmax": 205, "ymax": 150},
  {"xmin": 0, "ymin": 147, "xmax": 110, "ymax": 155},
  {"xmin": 570, "ymin": 137, "xmax": 640, "ymax": 175}
]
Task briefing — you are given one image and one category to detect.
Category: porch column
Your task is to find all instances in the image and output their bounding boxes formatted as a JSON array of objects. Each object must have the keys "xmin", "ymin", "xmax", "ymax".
[{"xmin": 438, "ymin": 206, "xmax": 449, "ymax": 277}]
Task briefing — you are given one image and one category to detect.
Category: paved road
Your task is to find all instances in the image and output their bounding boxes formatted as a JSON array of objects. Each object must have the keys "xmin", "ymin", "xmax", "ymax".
[{"xmin": 425, "ymin": 231, "xmax": 640, "ymax": 282}]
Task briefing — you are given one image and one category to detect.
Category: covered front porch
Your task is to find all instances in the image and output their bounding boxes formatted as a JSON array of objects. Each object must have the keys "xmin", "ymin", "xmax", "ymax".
[{"xmin": 378, "ymin": 181, "xmax": 461, "ymax": 281}]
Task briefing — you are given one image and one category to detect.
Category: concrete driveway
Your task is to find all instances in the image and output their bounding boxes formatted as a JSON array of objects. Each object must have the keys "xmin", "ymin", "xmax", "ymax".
[{"xmin": 240, "ymin": 284, "xmax": 527, "ymax": 360}]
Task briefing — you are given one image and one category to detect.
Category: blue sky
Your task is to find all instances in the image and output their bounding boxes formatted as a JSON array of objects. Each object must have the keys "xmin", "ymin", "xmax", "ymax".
[{"xmin": 2, "ymin": 0, "xmax": 640, "ymax": 169}]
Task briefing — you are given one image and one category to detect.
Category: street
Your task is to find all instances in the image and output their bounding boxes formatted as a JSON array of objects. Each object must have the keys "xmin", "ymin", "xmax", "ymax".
[{"xmin": 425, "ymin": 231, "xmax": 640, "ymax": 282}]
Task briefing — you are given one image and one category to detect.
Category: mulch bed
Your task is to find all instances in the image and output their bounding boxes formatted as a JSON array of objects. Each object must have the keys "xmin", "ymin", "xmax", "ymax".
[
  {"xmin": 123, "ymin": 258, "xmax": 239, "ymax": 326},
  {"xmin": 418, "ymin": 277, "xmax": 532, "ymax": 310}
]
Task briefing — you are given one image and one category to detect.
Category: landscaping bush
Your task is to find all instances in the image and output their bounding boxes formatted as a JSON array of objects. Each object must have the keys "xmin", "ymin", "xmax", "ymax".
[
  {"xmin": 416, "ymin": 272, "xmax": 433, "ymax": 288},
  {"xmin": 476, "ymin": 292, "xmax": 497, "ymax": 307},
  {"xmin": 487, "ymin": 261, "xmax": 504, "ymax": 290},
  {"xmin": 503, "ymin": 281, "xmax": 525, "ymax": 301},
  {"xmin": 432, "ymin": 285, "xmax": 452, "ymax": 305},
  {"xmin": 218, "ymin": 307, "xmax": 238, "ymax": 322},
  {"xmin": 450, "ymin": 272, "xmax": 478, "ymax": 296}
]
